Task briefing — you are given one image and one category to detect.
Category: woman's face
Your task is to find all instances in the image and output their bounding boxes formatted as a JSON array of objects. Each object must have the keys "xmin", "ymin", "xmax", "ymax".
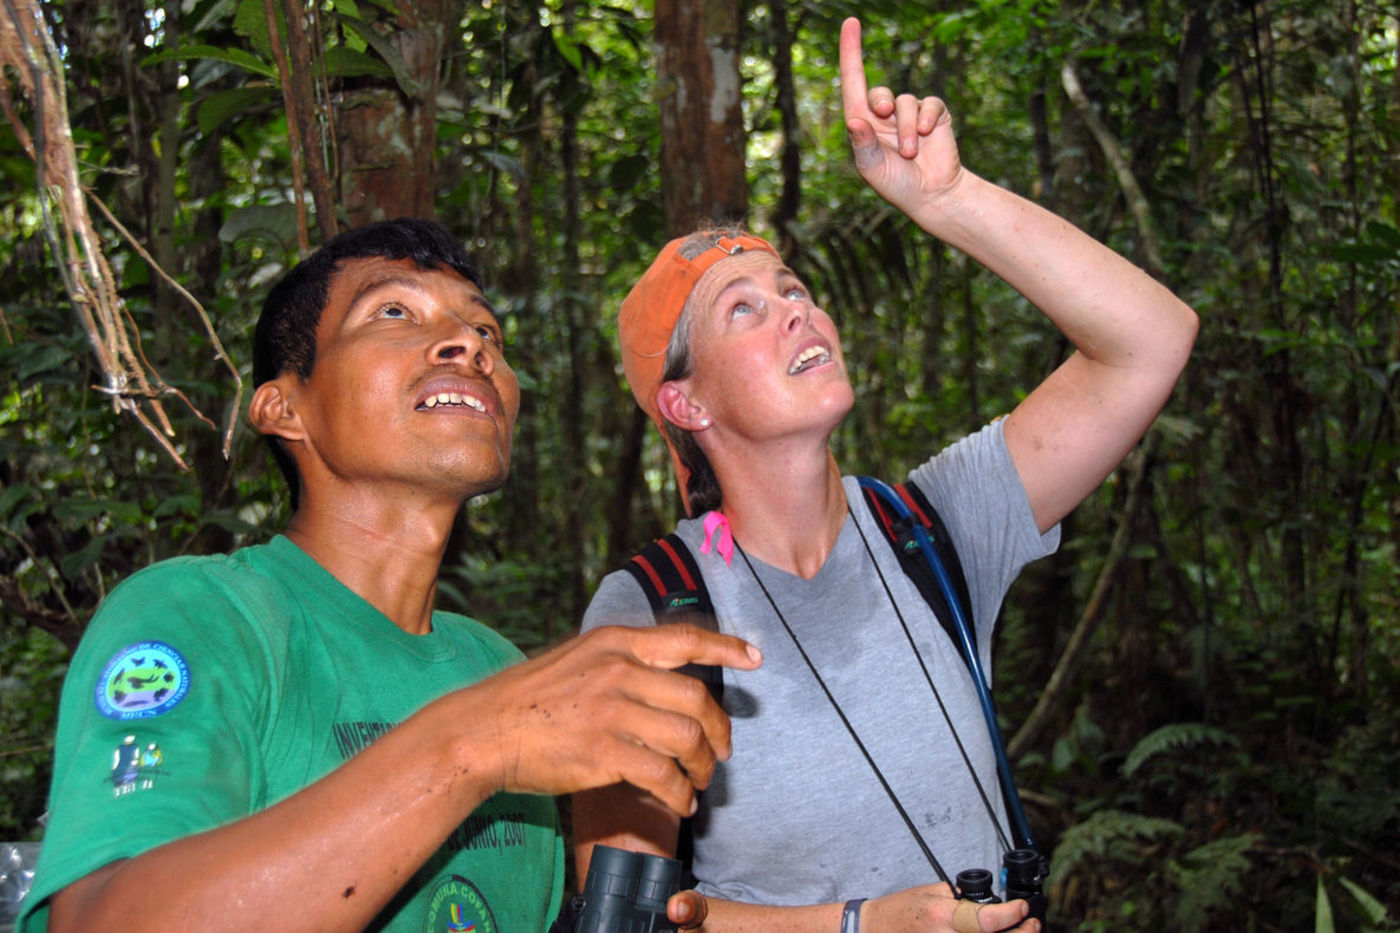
[{"xmin": 677, "ymin": 250, "xmax": 854, "ymax": 444}]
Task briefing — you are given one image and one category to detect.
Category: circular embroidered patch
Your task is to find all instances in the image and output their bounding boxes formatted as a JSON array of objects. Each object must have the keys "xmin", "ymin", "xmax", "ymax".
[
  {"xmin": 423, "ymin": 875, "xmax": 497, "ymax": 933},
  {"xmin": 95, "ymin": 641, "xmax": 190, "ymax": 720}
]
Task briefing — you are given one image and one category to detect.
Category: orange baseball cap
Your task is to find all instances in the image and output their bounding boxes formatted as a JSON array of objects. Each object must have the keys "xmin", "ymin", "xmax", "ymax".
[{"xmin": 618, "ymin": 231, "xmax": 779, "ymax": 512}]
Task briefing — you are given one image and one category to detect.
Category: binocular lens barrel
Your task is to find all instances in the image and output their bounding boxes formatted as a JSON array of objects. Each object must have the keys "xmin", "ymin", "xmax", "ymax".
[
  {"xmin": 576, "ymin": 844, "xmax": 682, "ymax": 933},
  {"xmin": 1002, "ymin": 848, "xmax": 1047, "ymax": 923},
  {"xmin": 954, "ymin": 867, "xmax": 999, "ymax": 903}
]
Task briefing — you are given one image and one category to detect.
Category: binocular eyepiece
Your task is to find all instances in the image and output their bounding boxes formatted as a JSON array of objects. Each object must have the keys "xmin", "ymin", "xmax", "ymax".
[
  {"xmin": 573, "ymin": 844, "xmax": 683, "ymax": 933},
  {"xmin": 954, "ymin": 848, "xmax": 1048, "ymax": 924}
]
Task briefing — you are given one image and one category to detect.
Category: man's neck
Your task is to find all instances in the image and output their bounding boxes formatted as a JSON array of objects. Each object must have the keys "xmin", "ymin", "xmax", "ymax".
[
  {"xmin": 713, "ymin": 445, "xmax": 847, "ymax": 580},
  {"xmin": 284, "ymin": 490, "xmax": 462, "ymax": 635}
]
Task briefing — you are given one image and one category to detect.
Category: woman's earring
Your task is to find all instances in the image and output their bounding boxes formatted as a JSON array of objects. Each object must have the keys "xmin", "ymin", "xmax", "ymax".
[{"xmin": 699, "ymin": 418, "xmax": 711, "ymax": 428}]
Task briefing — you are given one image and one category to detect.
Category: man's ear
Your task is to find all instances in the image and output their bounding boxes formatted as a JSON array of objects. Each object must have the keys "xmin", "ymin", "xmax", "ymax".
[
  {"xmin": 656, "ymin": 381, "xmax": 708, "ymax": 432},
  {"xmin": 248, "ymin": 378, "xmax": 305, "ymax": 443}
]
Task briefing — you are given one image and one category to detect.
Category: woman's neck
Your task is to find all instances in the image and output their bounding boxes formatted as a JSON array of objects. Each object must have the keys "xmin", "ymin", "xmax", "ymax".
[{"xmin": 715, "ymin": 449, "xmax": 847, "ymax": 580}]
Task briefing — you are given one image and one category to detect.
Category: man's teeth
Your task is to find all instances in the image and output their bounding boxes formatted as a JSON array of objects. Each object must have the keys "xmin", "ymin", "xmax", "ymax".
[
  {"xmin": 789, "ymin": 346, "xmax": 830, "ymax": 374},
  {"xmin": 421, "ymin": 391, "xmax": 486, "ymax": 412}
]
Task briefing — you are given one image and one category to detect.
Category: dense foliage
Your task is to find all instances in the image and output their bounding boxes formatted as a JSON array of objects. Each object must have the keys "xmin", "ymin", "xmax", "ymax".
[{"xmin": 2, "ymin": 1, "xmax": 1396, "ymax": 929}]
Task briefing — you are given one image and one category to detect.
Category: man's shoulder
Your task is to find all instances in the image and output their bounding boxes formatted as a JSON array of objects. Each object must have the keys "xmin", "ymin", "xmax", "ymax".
[
  {"xmin": 86, "ymin": 540, "xmax": 294, "ymax": 648},
  {"xmin": 430, "ymin": 609, "xmax": 527, "ymax": 666},
  {"xmin": 105, "ymin": 540, "xmax": 288, "ymax": 607}
]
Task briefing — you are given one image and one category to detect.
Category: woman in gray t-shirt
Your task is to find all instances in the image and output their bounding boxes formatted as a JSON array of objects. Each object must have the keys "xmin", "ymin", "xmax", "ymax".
[{"xmin": 572, "ymin": 16, "xmax": 1197, "ymax": 933}]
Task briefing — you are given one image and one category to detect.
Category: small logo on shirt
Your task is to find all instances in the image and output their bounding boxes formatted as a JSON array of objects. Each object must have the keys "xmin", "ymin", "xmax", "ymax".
[
  {"xmin": 424, "ymin": 875, "xmax": 496, "ymax": 932},
  {"xmin": 95, "ymin": 641, "xmax": 190, "ymax": 720},
  {"xmin": 111, "ymin": 734, "xmax": 166, "ymax": 795}
]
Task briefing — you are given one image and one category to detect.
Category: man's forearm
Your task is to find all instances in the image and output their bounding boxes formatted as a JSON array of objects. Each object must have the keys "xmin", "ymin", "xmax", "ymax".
[{"xmin": 49, "ymin": 691, "xmax": 500, "ymax": 932}]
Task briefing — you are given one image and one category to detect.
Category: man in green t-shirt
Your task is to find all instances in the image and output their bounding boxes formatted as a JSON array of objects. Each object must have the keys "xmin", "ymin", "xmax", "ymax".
[{"xmin": 19, "ymin": 219, "xmax": 761, "ymax": 932}]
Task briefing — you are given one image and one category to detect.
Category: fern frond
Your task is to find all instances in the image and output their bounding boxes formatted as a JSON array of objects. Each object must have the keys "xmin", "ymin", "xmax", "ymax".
[
  {"xmin": 1167, "ymin": 833, "xmax": 1259, "ymax": 932},
  {"xmin": 1050, "ymin": 809, "xmax": 1184, "ymax": 879},
  {"xmin": 1121, "ymin": 722, "xmax": 1241, "ymax": 777}
]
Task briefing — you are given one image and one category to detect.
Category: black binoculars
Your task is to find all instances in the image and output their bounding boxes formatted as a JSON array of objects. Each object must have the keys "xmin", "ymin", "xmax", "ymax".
[
  {"xmin": 955, "ymin": 848, "xmax": 1048, "ymax": 924},
  {"xmin": 573, "ymin": 844, "xmax": 683, "ymax": 933}
]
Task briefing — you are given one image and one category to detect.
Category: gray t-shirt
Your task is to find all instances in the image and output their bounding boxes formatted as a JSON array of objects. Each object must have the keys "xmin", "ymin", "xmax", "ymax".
[{"xmin": 581, "ymin": 420, "xmax": 1058, "ymax": 906}]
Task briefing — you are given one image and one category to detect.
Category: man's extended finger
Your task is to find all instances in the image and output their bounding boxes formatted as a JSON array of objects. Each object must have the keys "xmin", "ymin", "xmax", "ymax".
[
  {"xmin": 838, "ymin": 17, "xmax": 868, "ymax": 119},
  {"xmin": 627, "ymin": 624, "xmax": 762, "ymax": 672}
]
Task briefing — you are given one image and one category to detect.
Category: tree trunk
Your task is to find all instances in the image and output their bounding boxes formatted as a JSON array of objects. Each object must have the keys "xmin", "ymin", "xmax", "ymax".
[
  {"xmin": 653, "ymin": 0, "xmax": 747, "ymax": 235},
  {"xmin": 769, "ymin": 0, "xmax": 800, "ymax": 257},
  {"xmin": 559, "ymin": 0, "xmax": 587, "ymax": 626},
  {"xmin": 335, "ymin": 0, "xmax": 456, "ymax": 224}
]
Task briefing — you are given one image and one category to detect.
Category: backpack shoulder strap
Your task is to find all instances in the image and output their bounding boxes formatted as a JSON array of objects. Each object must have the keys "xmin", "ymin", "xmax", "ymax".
[
  {"xmin": 623, "ymin": 533, "xmax": 716, "ymax": 625},
  {"xmin": 622, "ymin": 533, "xmax": 722, "ymax": 700},
  {"xmin": 859, "ymin": 478, "xmax": 976, "ymax": 660},
  {"xmin": 620, "ymin": 532, "xmax": 718, "ymax": 882}
]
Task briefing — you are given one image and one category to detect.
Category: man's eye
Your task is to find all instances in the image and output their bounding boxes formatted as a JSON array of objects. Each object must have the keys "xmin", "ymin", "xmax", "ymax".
[
  {"xmin": 475, "ymin": 324, "xmax": 501, "ymax": 346},
  {"xmin": 731, "ymin": 302, "xmax": 755, "ymax": 318},
  {"xmin": 378, "ymin": 303, "xmax": 409, "ymax": 319},
  {"xmin": 785, "ymin": 287, "xmax": 807, "ymax": 301}
]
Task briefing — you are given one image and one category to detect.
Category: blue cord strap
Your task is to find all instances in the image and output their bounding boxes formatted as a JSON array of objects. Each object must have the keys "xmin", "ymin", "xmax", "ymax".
[{"xmin": 857, "ymin": 476, "xmax": 1038, "ymax": 853}]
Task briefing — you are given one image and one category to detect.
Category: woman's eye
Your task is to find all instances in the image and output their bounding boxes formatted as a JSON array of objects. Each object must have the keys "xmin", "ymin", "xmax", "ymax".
[
  {"xmin": 730, "ymin": 302, "xmax": 756, "ymax": 318},
  {"xmin": 785, "ymin": 287, "xmax": 807, "ymax": 301}
]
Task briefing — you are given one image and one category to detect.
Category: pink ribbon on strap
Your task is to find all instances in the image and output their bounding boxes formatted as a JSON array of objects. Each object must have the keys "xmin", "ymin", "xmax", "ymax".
[{"xmin": 700, "ymin": 510, "xmax": 735, "ymax": 566}]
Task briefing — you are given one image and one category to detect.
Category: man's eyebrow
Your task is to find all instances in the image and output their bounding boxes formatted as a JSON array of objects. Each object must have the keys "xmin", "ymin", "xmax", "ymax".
[
  {"xmin": 347, "ymin": 273, "xmax": 431, "ymax": 312},
  {"xmin": 347, "ymin": 273, "xmax": 500, "ymax": 321}
]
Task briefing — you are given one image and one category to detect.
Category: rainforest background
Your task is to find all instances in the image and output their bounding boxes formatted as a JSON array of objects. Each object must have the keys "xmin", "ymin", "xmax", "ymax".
[{"xmin": 1, "ymin": 1, "xmax": 1397, "ymax": 929}]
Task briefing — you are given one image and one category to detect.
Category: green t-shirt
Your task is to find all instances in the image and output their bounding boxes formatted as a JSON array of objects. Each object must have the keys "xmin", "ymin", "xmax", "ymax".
[{"xmin": 19, "ymin": 535, "xmax": 563, "ymax": 932}]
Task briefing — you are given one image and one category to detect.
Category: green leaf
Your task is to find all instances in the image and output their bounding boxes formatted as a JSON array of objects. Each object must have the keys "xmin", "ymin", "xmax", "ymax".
[
  {"xmin": 478, "ymin": 150, "xmax": 524, "ymax": 180},
  {"xmin": 10, "ymin": 343, "xmax": 71, "ymax": 380},
  {"xmin": 59, "ymin": 535, "xmax": 108, "ymax": 578},
  {"xmin": 53, "ymin": 499, "xmax": 144, "ymax": 527},
  {"xmin": 233, "ymin": 0, "xmax": 275, "ymax": 59},
  {"xmin": 1337, "ymin": 876, "xmax": 1390, "ymax": 925},
  {"xmin": 198, "ymin": 86, "xmax": 278, "ymax": 135},
  {"xmin": 190, "ymin": 0, "xmax": 238, "ymax": 35},
  {"xmin": 218, "ymin": 203, "xmax": 300, "ymax": 249},
  {"xmin": 201, "ymin": 511, "xmax": 257, "ymax": 534},
  {"xmin": 1316, "ymin": 876, "xmax": 1334, "ymax": 933},
  {"xmin": 142, "ymin": 44, "xmax": 277, "ymax": 79},
  {"xmin": 1364, "ymin": 220, "xmax": 1400, "ymax": 250},
  {"xmin": 0, "ymin": 484, "xmax": 37, "ymax": 526},
  {"xmin": 322, "ymin": 46, "xmax": 393, "ymax": 80},
  {"xmin": 337, "ymin": 15, "xmax": 421, "ymax": 97},
  {"xmin": 552, "ymin": 29, "xmax": 585, "ymax": 74},
  {"xmin": 153, "ymin": 494, "xmax": 201, "ymax": 519}
]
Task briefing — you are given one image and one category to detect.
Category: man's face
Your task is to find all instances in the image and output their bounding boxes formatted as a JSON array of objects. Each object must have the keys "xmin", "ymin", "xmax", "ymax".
[{"xmin": 282, "ymin": 256, "xmax": 521, "ymax": 503}]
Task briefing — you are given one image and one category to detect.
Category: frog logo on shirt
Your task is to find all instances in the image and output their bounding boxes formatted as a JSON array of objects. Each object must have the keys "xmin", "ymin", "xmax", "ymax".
[
  {"xmin": 424, "ymin": 875, "xmax": 496, "ymax": 933},
  {"xmin": 95, "ymin": 641, "xmax": 190, "ymax": 720}
]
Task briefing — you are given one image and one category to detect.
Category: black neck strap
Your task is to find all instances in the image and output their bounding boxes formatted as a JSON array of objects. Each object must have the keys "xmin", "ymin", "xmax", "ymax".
[{"xmin": 734, "ymin": 508, "xmax": 1010, "ymax": 885}]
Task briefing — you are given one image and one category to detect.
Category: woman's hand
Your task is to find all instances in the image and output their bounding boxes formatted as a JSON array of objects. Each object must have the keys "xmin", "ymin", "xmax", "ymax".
[
  {"xmin": 840, "ymin": 17, "xmax": 965, "ymax": 212},
  {"xmin": 861, "ymin": 882, "xmax": 1038, "ymax": 932}
]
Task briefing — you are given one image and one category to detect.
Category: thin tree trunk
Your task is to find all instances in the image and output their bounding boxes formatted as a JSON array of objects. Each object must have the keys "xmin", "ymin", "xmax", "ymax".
[
  {"xmin": 769, "ymin": 0, "xmax": 800, "ymax": 257},
  {"xmin": 653, "ymin": 0, "xmax": 747, "ymax": 234},
  {"xmin": 335, "ymin": 0, "xmax": 454, "ymax": 224},
  {"xmin": 559, "ymin": 0, "xmax": 587, "ymax": 627}
]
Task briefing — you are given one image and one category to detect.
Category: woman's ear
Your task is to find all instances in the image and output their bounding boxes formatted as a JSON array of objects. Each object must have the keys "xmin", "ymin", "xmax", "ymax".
[
  {"xmin": 657, "ymin": 381, "xmax": 709, "ymax": 432},
  {"xmin": 248, "ymin": 379, "xmax": 305, "ymax": 443}
]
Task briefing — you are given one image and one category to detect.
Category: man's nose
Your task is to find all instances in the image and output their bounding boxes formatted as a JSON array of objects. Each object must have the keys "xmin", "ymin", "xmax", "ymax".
[{"xmin": 430, "ymin": 320, "xmax": 493, "ymax": 374}]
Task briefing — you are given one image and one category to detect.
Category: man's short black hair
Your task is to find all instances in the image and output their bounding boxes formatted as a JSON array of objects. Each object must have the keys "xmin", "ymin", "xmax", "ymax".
[{"xmin": 252, "ymin": 218, "xmax": 485, "ymax": 506}]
